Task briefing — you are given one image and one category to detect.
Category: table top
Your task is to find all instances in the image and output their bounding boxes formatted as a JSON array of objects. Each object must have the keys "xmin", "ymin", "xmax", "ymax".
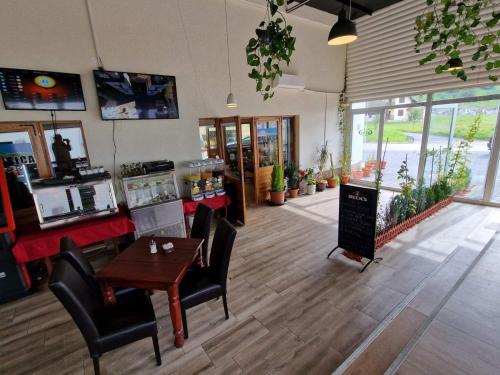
[{"xmin": 96, "ymin": 236, "xmax": 203, "ymax": 290}]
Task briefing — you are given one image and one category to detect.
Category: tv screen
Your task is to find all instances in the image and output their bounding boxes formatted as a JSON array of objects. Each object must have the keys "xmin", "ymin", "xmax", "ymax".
[
  {"xmin": 93, "ymin": 70, "xmax": 179, "ymax": 120},
  {"xmin": 0, "ymin": 68, "xmax": 86, "ymax": 111}
]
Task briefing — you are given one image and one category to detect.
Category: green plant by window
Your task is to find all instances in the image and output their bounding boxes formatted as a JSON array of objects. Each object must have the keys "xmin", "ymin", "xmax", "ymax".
[
  {"xmin": 397, "ymin": 156, "xmax": 417, "ymax": 219},
  {"xmin": 285, "ymin": 161, "xmax": 300, "ymax": 189},
  {"xmin": 317, "ymin": 141, "xmax": 329, "ymax": 177},
  {"xmin": 305, "ymin": 168, "xmax": 316, "ymax": 185},
  {"xmin": 415, "ymin": 0, "xmax": 500, "ymax": 82},
  {"xmin": 447, "ymin": 115, "xmax": 481, "ymax": 192},
  {"xmin": 245, "ymin": 0, "xmax": 296, "ymax": 100}
]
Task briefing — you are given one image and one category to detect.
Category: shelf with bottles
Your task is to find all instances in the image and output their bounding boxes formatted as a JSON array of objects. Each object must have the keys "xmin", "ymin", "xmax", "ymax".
[
  {"xmin": 121, "ymin": 171, "xmax": 180, "ymax": 209},
  {"xmin": 184, "ymin": 159, "xmax": 225, "ymax": 201}
]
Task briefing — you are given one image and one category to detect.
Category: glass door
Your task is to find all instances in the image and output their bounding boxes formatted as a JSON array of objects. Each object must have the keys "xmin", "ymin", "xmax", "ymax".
[
  {"xmin": 253, "ymin": 117, "xmax": 282, "ymax": 203},
  {"xmin": 220, "ymin": 117, "xmax": 246, "ymax": 224},
  {"xmin": 351, "ymin": 112, "xmax": 380, "ymax": 182}
]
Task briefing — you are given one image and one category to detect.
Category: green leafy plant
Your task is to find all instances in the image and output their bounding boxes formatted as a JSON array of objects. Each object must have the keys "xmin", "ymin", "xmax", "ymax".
[
  {"xmin": 397, "ymin": 156, "xmax": 417, "ymax": 219},
  {"xmin": 245, "ymin": 0, "xmax": 296, "ymax": 100},
  {"xmin": 329, "ymin": 153, "xmax": 336, "ymax": 178},
  {"xmin": 285, "ymin": 161, "xmax": 300, "ymax": 189},
  {"xmin": 317, "ymin": 141, "xmax": 329, "ymax": 177},
  {"xmin": 448, "ymin": 115, "xmax": 480, "ymax": 192},
  {"xmin": 415, "ymin": 0, "xmax": 500, "ymax": 82},
  {"xmin": 271, "ymin": 164, "xmax": 285, "ymax": 192},
  {"xmin": 305, "ymin": 168, "xmax": 316, "ymax": 185}
]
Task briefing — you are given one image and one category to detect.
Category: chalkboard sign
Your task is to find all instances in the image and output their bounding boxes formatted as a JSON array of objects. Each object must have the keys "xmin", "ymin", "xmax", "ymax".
[{"xmin": 338, "ymin": 184, "xmax": 377, "ymax": 260}]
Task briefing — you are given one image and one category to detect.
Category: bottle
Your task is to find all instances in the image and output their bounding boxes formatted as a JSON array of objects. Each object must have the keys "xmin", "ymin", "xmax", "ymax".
[{"xmin": 149, "ymin": 239, "xmax": 158, "ymax": 254}]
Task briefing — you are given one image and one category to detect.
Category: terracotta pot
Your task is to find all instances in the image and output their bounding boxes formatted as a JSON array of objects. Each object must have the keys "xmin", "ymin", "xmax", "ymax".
[
  {"xmin": 307, "ymin": 184, "xmax": 316, "ymax": 195},
  {"xmin": 381, "ymin": 160, "xmax": 387, "ymax": 169},
  {"xmin": 327, "ymin": 178, "xmax": 337, "ymax": 188},
  {"xmin": 341, "ymin": 175, "xmax": 350, "ymax": 184},
  {"xmin": 288, "ymin": 188, "xmax": 299, "ymax": 198},
  {"xmin": 351, "ymin": 170, "xmax": 363, "ymax": 179},
  {"xmin": 316, "ymin": 182, "xmax": 327, "ymax": 192},
  {"xmin": 270, "ymin": 191, "xmax": 285, "ymax": 205},
  {"xmin": 362, "ymin": 167, "xmax": 372, "ymax": 177}
]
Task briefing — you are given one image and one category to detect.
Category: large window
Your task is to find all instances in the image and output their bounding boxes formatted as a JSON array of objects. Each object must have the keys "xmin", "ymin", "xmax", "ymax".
[{"xmin": 350, "ymin": 85, "xmax": 500, "ymax": 205}]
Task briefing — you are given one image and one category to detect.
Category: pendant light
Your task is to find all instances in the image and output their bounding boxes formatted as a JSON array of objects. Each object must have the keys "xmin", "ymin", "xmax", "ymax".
[
  {"xmin": 445, "ymin": 58, "xmax": 463, "ymax": 71},
  {"xmin": 328, "ymin": 1, "xmax": 358, "ymax": 46},
  {"xmin": 225, "ymin": 0, "xmax": 237, "ymax": 108}
]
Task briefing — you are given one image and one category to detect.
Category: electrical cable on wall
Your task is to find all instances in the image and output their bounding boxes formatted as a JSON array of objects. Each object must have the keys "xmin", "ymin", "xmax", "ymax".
[
  {"xmin": 84, "ymin": 0, "xmax": 104, "ymax": 69},
  {"xmin": 323, "ymin": 92, "xmax": 328, "ymax": 145}
]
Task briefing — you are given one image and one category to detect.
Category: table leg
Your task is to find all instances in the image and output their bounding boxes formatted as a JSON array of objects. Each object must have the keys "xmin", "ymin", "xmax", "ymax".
[{"xmin": 166, "ymin": 284, "xmax": 184, "ymax": 348}]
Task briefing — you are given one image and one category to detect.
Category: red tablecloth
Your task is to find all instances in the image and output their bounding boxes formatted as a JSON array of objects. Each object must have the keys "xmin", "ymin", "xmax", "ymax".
[
  {"xmin": 182, "ymin": 195, "xmax": 231, "ymax": 216},
  {"xmin": 12, "ymin": 214, "xmax": 136, "ymax": 264}
]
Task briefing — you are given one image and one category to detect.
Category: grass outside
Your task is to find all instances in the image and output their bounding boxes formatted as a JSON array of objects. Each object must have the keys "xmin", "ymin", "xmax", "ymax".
[{"xmin": 365, "ymin": 114, "xmax": 496, "ymax": 143}]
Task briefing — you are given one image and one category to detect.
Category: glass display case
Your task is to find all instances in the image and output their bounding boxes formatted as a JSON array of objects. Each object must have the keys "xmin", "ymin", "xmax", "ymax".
[
  {"xmin": 32, "ymin": 178, "xmax": 118, "ymax": 229},
  {"xmin": 184, "ymin": 159, "xmax": 225, "ymax": 201},
  {"xmin": 121, "ymin": 171, "xmax": 180, "ymax": 209}
]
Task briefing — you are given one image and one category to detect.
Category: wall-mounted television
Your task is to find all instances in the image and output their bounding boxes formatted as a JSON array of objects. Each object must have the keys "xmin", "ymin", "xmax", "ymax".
[
  {"xmin": 93, "ymin": 70, "xmax": 179, "ymax": 120},
  {"xmin": 0, "ymin": 68, "xmax": 86, "ymax": 111}
]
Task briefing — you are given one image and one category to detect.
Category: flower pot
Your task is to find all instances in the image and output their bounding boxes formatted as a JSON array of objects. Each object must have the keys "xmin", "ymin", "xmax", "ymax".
[
  {"xmin": 341, "ymin": 175, "xmax": 350, "ymax": 184},
  {"xmin": 351, "ymin": 170, "xmax": 363, "ymax": 179},
  {"xmin": 367, "ymin": 160, "xmax": 377, "ymax": 168},
  {"xmin": 270, "ymin": 191, "xmax": 285, "ymax": 205},
  {"xmin": 307, "ymin": 184, "xmax": 316, "ymax": 195},
  {"xmin": 381, "ymin": 160, "xmax": 387, "ymax": 169},
  {"xmin": 362, "ymin": 167, "xmax": 372, "ymax": 177},
  {"xmin": 288, "ymin": 188, "xmax": 299, "ymax": 198},
  {"xmin": 316, "ymin": 182, "xmax": 327, "ymax": 192},
  {"xmin": 327, "ymin": 178, "xmax": 337, "ymax": 188}
]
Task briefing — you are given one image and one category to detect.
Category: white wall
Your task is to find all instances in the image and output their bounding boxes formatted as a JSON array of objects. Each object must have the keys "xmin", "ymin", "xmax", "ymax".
[{"xmin": 0, "ymin": 0, "xmax": 345, "ymax": 192}]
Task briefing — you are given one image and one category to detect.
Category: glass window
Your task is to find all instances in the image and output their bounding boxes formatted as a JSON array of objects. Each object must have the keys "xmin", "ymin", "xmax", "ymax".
[
  {"xmin": 425, "ymin": 100, "xmax": 499, "ymax": 200},
  {"xmin": 282, "ymin": 117, "xmax": 292, "ymax": 168},
  {"xmin": 352, "ymin": 95, "xmax": 426, "ymax": 109},
  {"xmin": 382, "ymin": 107, "xmax": 425, "ymax": 188},
  {"xmin": 351, "ymin": 112, "xmax": 380, "ymax": 181},
  {"xmin": 256, "ymin": 120, "xmax": 278, "ymax": 167},
  {"xmin": 432, "ymin": 85, "xmax": 500, "ymax": 101},
  {"xmin": 240, "ymin": 123, "xmax": 254, "ymax": 183},
  {"xmin": 199, "ymin": 125, "xmax": 218, "ymax": 159},
  {"xmin": 221, "ymin": 123, "xmax": 239, "ymax": 178}
]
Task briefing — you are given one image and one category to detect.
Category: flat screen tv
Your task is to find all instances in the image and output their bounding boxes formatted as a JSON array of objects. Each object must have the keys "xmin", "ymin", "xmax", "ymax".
[
  {"xmin": 0, "ymin": 68, "xmax": 86, "ymax": 111},
  {"xmin": 93, "ymin": 70, "xmax": 179, "ymax": 120}
]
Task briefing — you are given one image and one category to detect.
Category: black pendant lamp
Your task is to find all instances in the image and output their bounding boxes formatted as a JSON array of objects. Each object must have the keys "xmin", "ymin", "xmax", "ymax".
[{"xmin": 328, "ymin": 7, "xmax": 358, "ymax": 46}]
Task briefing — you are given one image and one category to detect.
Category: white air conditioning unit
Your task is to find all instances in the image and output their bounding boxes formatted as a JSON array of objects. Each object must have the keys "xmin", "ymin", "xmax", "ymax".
[{"xmin": 273, "ymin": 74, "xmax": 305, "ymax": 91}]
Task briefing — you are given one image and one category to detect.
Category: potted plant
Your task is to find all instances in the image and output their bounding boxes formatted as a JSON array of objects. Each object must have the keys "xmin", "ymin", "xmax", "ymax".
[
  {"xmin": 270, "ymin": 162, "xmax": 286, "ymax": 204},
  {"xmin": 316, "ymin": 178, "xmax": 327, "ymax": 192},
  {"xmin": 362, "ymin": 164, "xmax": 372, "ymax": 177},
  {"xmin": 306, "ymin": 168, "xmax": 316, "ymax": 195},
  {"xmin": 340, "ymin": 158, "xmax": 350, "ymax": 184},
  {"xmin": 317, "ymin": 142, "xmax": 329, "ymax": 179},
  {"xmin": 285, "ymin": 161, "xmax": 300, "ymax": 198},
  {"xmin": 327, "ymin": 153, "xmax": 337, "ymax": 188}
]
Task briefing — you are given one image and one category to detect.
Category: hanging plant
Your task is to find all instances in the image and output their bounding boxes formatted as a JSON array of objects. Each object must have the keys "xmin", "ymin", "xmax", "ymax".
[
  {"xmin": 246, "ymin": 0, "xmax": 296, "ymax": 100},
  {"xmin": 414, "ymin": 0, "xmax": 500, "ymax": 82}
]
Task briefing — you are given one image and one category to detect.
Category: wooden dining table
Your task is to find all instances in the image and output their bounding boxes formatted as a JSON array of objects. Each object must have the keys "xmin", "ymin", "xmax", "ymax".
[{"xmin": 95, "ymin": 236, "xmax": 203, "ymax": 348}]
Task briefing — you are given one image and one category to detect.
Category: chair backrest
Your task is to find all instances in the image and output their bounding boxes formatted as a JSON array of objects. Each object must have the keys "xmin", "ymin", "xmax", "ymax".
[
  {"xmin": 190, "ymin": 204, "xmax": 214, "ymax": 264},
  {"xmin": 209, "ymin": 218, "xmax": 237, "ymax": 289},
  {"xmin": 49, "ymin": 259, "xmax": 101, "ymax": 353},
  {"xmin": 60, "ymin": 237, "xmax": 99, "ymax": 295}
]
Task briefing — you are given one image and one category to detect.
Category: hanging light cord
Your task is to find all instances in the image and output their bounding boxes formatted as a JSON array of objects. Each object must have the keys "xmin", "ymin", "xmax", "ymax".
[
  {"xmin": 349, "ymin": 0, "xmax": 352, "ymax": 20},
  {"xmin": 324, "ymin": 93, "xmax": 328, "ymax": 146},
  {"xmin": 224, "ymin": 0, "xmax": 232, "ymax": 93}
]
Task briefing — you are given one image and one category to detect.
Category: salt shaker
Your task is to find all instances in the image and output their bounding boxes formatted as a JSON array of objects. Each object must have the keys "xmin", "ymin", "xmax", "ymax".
[{"xmin": 149, "ymin": 239, "xmax": 158, "ymax": 254}]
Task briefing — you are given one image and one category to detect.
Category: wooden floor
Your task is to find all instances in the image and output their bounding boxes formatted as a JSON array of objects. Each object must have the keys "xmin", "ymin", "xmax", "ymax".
[{"xmin": 1, "ymin": 188, "xmax": 499, "ymax": 375}]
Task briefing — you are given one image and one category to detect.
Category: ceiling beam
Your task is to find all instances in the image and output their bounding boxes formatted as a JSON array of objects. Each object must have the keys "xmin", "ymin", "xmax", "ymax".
[{"xmin": 286, "ymin": 0, "xmax": 373, "ymax": 16}]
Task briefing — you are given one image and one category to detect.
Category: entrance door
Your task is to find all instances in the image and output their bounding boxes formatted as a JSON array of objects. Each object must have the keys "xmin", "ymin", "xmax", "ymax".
[
  {"xmin": 220, "ymin": 117, "xmax": 246, "ymax": 224},
  {"xmin": 253, "ymin": 117, "xmax": 282, "ymax": 203}
]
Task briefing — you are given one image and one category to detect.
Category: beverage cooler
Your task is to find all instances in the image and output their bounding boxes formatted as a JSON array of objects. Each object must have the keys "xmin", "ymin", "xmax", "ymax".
[{"xmin": 121, "ymin": 170, "xmax": 185, "ymax": 238}]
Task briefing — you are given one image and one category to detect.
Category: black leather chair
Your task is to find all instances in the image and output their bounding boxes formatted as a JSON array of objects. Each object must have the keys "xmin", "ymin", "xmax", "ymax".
[
  {"xmin": 179, "ymin": 218, "xmax": 237, "ymax": 339},
  {"xmin": 49, "ymin": 259, "xmax": 161, "ymax": 375},
  {"xmin": 59, "ymin": 237, "xmax": 135, "ymax": 298},
  {"xmin": 190, "ymin": 204, "xmax": 214, "ymax": 266}
]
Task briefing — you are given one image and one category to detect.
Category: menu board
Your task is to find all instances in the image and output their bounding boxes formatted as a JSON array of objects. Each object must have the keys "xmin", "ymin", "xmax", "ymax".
[{"xmin": 338, "ymin": 184, "xmax": 377, "ymax": 260}]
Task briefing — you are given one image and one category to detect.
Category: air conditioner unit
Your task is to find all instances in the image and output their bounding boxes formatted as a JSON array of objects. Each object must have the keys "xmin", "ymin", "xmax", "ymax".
[{"xmin": 273, "ymin": 74, "xmax": 305, "ymax": 90}]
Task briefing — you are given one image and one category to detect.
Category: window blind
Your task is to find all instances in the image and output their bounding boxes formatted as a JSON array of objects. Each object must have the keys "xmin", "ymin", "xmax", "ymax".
[{"xmin": 346, "ymin": 0, "xmax": 500, "ymax": 102}]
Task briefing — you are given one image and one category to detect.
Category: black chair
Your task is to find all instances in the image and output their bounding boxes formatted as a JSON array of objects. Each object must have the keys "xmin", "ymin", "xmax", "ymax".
[
  {"xmin": 190, "ymin": 204, "xmax": 214, "ymax": 266},
  {"xmin": 179, "ymin": 218, "xmax": 237, "ymax": 339},
  {"xmin": 59, "ymin": 237, "xmax": 135, "ymax": 298},
  {"xmin": 49, "ymin": 259, "xmax": 161, "ymax": 375}
]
